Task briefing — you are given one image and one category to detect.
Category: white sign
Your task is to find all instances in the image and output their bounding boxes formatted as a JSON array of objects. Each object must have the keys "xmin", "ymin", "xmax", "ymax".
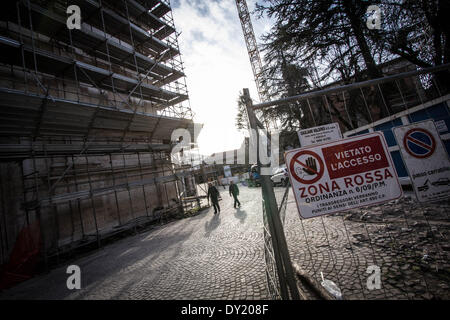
[
  {"xmin": 223, "ymin": 165, "xmax": 232, "ymax": 178},
  {"xmin": 297, "ymin": 123, "xmax": 342, "ymax": 147},
  {"xmin": 435, "ymin": 120, "xmax": 448, "ymax": 133},
  {"xmin": 393, "ymin": 120, "xmax": 450, "ymax": 202},
  {"xmin": 285, "ymin": 132, "xmax": 403, "ymax": 219}
]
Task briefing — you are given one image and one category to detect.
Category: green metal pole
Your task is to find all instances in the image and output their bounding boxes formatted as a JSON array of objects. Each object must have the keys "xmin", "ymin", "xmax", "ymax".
[{"xmin": 243, "ymin": 88, "xmax": 300, "ymax": 300}]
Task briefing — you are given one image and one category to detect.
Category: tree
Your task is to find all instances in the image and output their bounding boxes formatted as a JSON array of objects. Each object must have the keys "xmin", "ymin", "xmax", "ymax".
[
  {"xmin": 370, "ymin": 0, "xmax": 450, "ymax": 88},
  {"xmin": 260, "ymin": 51, "xmax": 313, "ymax": 129},
  {"xmin": 241, "ymin": 0, "xmax": 448, "ymax": 135},
  {"xmin": 257, "ymin": 0, "xmax": 449, "ymax": 89},
  {"xmin": 255, "ymin": 0, "xmax": 450, "ymax": 128},
  {"xmin": 256, "ymin": 0, "xmax": 388, "ymax": 83},
  {"xmin": 235, "ymin": 91, "xmax": 249, "ymax": 132},
  {"xmin": 254, "ymin": 0, "xmax": 397, "ymax": 126}
]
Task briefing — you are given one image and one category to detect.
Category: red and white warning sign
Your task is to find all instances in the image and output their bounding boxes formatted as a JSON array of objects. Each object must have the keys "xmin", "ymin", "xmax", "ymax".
[
  {"xmin": 285, "ymin": 132, "xmax": 403, "ymax": 219},
  {"xmin": 393, "ymin": 120, "xmax": 450, "ymax": 202}
]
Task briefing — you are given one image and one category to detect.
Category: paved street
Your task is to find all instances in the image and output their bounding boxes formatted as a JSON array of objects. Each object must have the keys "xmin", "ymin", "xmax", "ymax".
[
  {"xmin": 283, "ymin": 191, "xmax": 450, "ymax": 300},
  {"xmin": 0, "ymin": 187, "xmax": 270, "ymax": 300},
  {"xmin": 1, "ymin": 185, "xmax": 449, "ymax": 300}
]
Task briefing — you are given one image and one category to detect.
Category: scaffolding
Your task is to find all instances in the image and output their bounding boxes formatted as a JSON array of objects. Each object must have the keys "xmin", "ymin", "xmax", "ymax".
[{"xmin": 0, "ymin": 0, "xmax": 199, "ymax": 269}]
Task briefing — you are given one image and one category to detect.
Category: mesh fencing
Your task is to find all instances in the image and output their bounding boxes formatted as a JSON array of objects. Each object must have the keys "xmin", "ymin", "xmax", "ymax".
[{"xmin": 260, "ymin": 65, "xmax": 450, "ymax": 300}]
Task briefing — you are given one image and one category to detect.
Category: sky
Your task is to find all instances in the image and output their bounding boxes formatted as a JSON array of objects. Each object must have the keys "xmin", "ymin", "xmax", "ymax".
[{"xmin": 171, "ymin": 0, "xmax": 272, "ymax": 156}]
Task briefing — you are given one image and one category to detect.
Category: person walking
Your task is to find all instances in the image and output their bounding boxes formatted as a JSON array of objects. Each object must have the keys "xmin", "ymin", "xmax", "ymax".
[
  {"xmin": 207, "ymin": 182, "xmax": 220, "ymax": 214},
  {"xmin": 229, "ymin": 181, "xmax": 241, "ymax": 208}
]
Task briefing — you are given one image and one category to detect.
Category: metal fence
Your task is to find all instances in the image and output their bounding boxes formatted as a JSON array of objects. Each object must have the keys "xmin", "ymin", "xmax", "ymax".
[
  {"xmin": 262, "ymin": 182, "xmax": 291, "ymax": 299},
  {"xmin": 245, "ymin": 63, "xmax": 450, "ymax": 300}
]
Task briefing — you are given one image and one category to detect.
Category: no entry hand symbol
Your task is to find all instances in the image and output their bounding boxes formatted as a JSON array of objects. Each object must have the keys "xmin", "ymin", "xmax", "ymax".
[{"xmin": 289, "ymin": 150, "xmax": 325, "ymax": 184}]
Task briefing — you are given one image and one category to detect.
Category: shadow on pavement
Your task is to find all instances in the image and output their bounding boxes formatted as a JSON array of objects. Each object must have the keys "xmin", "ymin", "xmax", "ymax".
[
  {"xmin": 234, "ymin": 208, "xmax": 247, "ymax": 223},
  {"xmin": 204, "ymin": 213, "xmax": 221, "ymax": 238},
  {"xmin": 0, "ymin": 217, "xmax": 198, "ymax": 300}
]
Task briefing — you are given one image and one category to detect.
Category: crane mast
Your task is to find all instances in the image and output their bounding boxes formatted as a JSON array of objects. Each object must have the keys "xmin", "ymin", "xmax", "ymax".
[{"xmin": 235, "ymin": 0, "xmax": 267, "ymax": 103}]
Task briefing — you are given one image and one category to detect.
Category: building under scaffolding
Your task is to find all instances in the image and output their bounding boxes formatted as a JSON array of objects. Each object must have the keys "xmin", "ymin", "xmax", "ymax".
[{"xmin": 0, "ymin": 0, "xmax": 201, "ymax": 271}]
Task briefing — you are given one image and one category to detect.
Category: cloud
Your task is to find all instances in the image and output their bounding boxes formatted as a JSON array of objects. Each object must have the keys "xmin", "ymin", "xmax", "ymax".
[{"xmin": 172, "ymin": 0, "xmax": 271, "ymax": 155}]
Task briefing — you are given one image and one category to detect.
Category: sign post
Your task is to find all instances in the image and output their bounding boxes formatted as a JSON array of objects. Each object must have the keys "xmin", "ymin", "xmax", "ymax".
[
  {"xmin": 393, "ymin": 120, "xmax": 450, "ymax": 202},
  {"xmin": 285, "ymin": 132, "xmax": 403, "ymax": 219}
]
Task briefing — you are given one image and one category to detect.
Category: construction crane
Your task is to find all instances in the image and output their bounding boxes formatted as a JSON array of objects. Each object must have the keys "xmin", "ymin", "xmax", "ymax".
[
  {"xmin": 235, "ymin": 0, "xmax": 279, "ymax": 131},
  {"xmin": 235, "ymin": 0, "xmax": 267, "ymax": 104}
]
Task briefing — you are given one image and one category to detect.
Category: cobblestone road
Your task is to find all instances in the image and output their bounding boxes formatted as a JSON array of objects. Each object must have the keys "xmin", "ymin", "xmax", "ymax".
[
  {"xmin": 1, "ymin": 186, "xmax": 449, "ymax": 300},
  {"xmin": 0, "ymin": 187, "xmax": 270, "ymax": 300},
  {"xmin": 280, "ymin": 190, "xmax": 450, "ymax": 300}
]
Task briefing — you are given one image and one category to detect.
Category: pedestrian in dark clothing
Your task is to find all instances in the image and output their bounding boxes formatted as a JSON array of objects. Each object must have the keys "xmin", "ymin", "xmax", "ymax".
[
  {"xmin": 207, "ymin": 183, "xmax": 220, "ymax": 214},
  {"xmin": 229, "ymin": 181, "xmax": 241, "ymax": 208}
]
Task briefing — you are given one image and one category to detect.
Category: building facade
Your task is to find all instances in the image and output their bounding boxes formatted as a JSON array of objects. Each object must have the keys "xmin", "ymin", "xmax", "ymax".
[{"xmin": 0, "ymin": 0, "xmax": 197, "ymax": 270}]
